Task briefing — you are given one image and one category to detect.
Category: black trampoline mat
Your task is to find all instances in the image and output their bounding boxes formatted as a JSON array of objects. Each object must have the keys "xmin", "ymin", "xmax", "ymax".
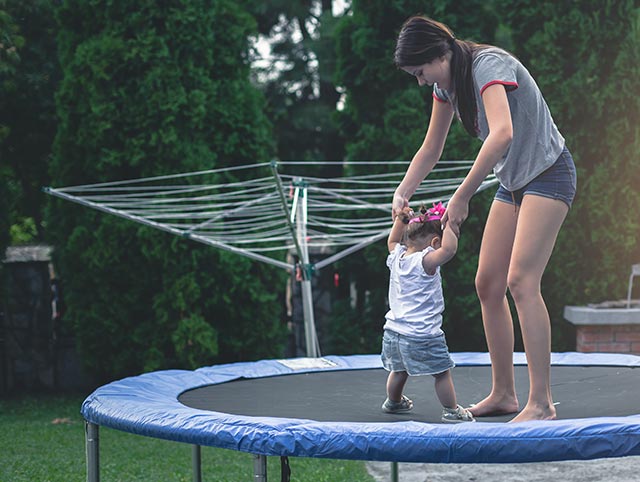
[{"xmin": 178, "ymin": 366, "xmax": 639, "ymax": 424}]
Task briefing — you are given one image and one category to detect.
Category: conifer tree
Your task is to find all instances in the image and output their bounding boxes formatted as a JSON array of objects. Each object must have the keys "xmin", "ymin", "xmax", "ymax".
[{"xmin": 49, "ymin": 0, "xmax": 286, "ymax": 381}]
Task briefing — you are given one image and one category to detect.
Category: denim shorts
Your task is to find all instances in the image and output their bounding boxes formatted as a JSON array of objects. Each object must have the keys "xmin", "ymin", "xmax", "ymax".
[
  {"xmin": 381, "ymin": 329, "xmax": 455, "ymax": 376},
  {"xmin": 495, "ymin": 146, "xmax": 577, "ymax": 208}
]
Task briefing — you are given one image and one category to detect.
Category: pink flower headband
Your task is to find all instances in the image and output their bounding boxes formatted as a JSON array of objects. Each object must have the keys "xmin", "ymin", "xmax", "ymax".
[{"xmin": 408, "ymin": 202, "xmax": 446, "ymax": 224}]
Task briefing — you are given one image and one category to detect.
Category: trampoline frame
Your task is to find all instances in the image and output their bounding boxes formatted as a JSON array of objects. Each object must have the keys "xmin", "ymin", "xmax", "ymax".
[{"xmin": 82, "ymin": 352, "xmax": 640, "ymax": 481}]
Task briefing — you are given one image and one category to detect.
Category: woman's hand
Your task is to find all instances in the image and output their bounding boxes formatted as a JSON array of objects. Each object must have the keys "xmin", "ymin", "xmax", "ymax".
[
  {"xmin": 441, "ymin": 196, "xmax": 469, "ymax": 237},
  {"xmin": 392, "ymin": 192, "xmax": 409, "ymax": 219}
]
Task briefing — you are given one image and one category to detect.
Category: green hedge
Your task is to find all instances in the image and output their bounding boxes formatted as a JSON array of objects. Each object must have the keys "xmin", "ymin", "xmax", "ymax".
[{"xmin": 47, "ymin": 0, "xmax": 286, "ymax": 383}]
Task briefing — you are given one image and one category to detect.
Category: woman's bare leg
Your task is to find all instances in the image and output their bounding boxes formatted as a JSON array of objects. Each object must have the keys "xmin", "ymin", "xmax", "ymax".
[
  {"xmin": 508, "ymin": 194, "xmax": 568, "ymax": 422},
  {"xmin": 469, "ymin": 200, "xmax": 520, "ymax": 417},
  {"xmin": 386, "ymin": 371, "xmax": 409, "ymax": 402}
]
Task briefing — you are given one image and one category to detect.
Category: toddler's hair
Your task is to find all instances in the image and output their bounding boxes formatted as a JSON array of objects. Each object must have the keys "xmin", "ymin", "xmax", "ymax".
[{"xmin": 397, "ymin": 205, "xmax": 443, "ymax": 244}]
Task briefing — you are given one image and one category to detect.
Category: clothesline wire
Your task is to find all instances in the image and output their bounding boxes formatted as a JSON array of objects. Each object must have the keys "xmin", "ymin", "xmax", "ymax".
[
  {"xmin": 58, "ymin": 160, "xmax": 475, "ymax": 191},
  {"xmin": 46, "ymin": 161, "xmax": 497, "ymax": 271}
]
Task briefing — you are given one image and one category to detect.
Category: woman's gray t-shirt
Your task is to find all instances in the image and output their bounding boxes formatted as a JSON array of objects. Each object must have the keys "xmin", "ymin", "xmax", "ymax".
[{"xmin": 433, "ymin": 47, "xmax": 565, "ymax": 191}]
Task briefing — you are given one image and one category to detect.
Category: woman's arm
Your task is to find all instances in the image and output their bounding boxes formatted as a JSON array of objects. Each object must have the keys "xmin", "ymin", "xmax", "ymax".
[
  {"xmin": 392, "ymin": 99, "xmax": 454, "ymax": 217},
  {"xmin": 441, "ymin": 84, "xmax": 513, "ymax": 234}
]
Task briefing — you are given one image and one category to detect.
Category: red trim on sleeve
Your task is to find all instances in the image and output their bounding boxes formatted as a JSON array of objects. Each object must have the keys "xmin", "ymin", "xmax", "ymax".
[
  {"xmin": 432, "ymin": 92, "xmax": 448, "ymax": 103},
  {"xmin": 480, "ymin": 80, "xmax": 518, "ymax": 96}
]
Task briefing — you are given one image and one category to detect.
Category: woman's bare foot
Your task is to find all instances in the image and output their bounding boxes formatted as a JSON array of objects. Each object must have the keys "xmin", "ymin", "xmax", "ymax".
[
  {"xmin": 467, "ymin": 394, "xmax": 519, "ymax": 417},
  {"xmin": 509, "ymin": 403, "xmax": 556, "ymax": 423}
]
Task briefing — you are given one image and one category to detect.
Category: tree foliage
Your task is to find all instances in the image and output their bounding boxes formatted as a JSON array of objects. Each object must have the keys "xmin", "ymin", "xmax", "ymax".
[
  {"xmin": 48, "ymin": 0, "xmax": 286, "ymax": 382},
  {"xmin": 0, "ymin": 0, "xmax": 58, "ymax": 244},
  {"xmin": 496, "ymin": 0, "xmax": 640, "ymax": 348},
  {"xmin": 4, "ymin": 0, "xmax": 637, "ymax": 377},
  {"xmin": 0, "ymin": 1, "xmax": 23, "ymax": 298},
  {"xmin": 247, "ymin": 1, "xmax": 345, "ymax": 170},
  {"xmin": 331, "ymin": 0, "xmax": 499, "ymax": 354},
  {"xmin": 330, "ymin": 0, "xmax": 639, "ymax": 354}
]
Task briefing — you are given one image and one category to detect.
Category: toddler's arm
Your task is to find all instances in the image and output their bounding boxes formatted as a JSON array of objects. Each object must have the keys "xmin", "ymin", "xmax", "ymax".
[
  {"xmin": 387, "ymin": 215, "xmax": 407, "ymax": 253},
  {"xmin": 422, "ymin": 225, "xmax": 458, "ymax": 274}
]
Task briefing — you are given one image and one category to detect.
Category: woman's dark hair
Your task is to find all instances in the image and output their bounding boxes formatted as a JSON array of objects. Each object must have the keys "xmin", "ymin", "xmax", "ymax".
[
  {"xmin": 396, "ymin": 205, "xmax": 443, "ymax": 245},
  {"xmin": 394, "ymin": 15, "xmax": 487, "ymax": 137}
]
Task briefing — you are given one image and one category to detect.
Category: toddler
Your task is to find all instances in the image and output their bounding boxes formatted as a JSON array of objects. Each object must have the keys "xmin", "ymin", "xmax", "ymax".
[{"xmin": 381, "ymin": 202, "xmax": 474, "ymax": 423}]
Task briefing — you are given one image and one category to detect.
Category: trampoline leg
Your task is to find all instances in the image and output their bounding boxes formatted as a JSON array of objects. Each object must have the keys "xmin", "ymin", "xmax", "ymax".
[
  {"xmin": 390, "ymin": 461, "xmax": 398, "ymax": 482},
  {"xmin": 85, "ymin": 421, "xmax": 99, "ymax": 482},
  {"xmin": 192, "ymin": 445, "xmax": 202, "ymax": 482},
  {"xmin": 253, "ymin": 454, "xmax": 267, "ymax": 481}
]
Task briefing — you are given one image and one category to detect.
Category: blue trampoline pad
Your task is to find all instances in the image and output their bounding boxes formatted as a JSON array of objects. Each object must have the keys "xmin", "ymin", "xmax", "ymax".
[{"xmin": 82, "ymin": 352, "xmax": 640, "ymax": 463}]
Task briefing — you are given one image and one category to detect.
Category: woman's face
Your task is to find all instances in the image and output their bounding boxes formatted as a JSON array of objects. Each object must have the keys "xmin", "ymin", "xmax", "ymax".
[{"xmin": 401, "ymin": 54, "xmax": 451, "ymax": 91}]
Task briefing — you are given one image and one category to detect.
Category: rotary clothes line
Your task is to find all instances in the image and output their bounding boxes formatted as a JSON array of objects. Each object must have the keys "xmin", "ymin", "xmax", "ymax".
[{"xmin": 45, "ymin": 160, "xmax": 498, "ymax": 357}]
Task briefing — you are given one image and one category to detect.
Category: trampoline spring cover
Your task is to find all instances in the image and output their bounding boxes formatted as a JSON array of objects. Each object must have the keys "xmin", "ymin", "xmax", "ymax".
[{"xmin": 81, "ymin": 352, "xmax": 640, "ymax": 463}]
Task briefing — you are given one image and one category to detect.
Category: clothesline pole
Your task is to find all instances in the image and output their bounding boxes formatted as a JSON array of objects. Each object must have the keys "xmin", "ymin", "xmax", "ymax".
[
  {"xmin": 295, "ymin": 178, "xmax": 320, "ymax": 358},
  {"xmin": 270, "ymin": 163, "xmax": 320, "ymax": 357}
]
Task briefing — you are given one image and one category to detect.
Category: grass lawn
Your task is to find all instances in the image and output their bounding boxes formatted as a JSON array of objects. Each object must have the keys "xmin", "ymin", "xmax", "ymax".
[{"xmin": 0, "ymin": 394, "xmax": 375, "ymax": 482}]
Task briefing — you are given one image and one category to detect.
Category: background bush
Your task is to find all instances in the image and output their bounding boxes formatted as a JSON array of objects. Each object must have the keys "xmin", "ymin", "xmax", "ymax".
[
  {"xmin": 47, "ymin": 0, "xmax": 286, "ymax": 382},
  {"xmin": 0, "ymin": 1, "xmax": 637, "ymax": 380}
]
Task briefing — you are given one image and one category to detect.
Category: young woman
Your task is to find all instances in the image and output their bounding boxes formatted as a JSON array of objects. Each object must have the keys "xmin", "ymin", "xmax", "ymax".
[{"xmin": 391, "ymin": 16, "xmax": 576, "ymax": 422}]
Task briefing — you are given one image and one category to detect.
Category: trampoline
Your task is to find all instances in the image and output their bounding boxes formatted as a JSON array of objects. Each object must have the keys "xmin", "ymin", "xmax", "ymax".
[{"xmin": 81, "ymin": 352, "xmax": 640, "ymax": 481}]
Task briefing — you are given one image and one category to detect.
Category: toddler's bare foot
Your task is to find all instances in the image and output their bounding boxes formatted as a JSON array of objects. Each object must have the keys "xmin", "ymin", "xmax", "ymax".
[
  {"xmin": 509, "ymin": 403, "xmax": 556, "ymax": 423},
  {"xmin": 467, "ymin": 395, "xmax": 519, "ymax": 417}
]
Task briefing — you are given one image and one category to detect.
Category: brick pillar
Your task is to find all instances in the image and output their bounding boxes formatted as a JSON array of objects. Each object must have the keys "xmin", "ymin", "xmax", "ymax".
[
  {"xmin": 564, "ymin": 305, "xmax": 640, "ymax": 355},
  {"xmin": 575, "ymin": 324, "xmax": 640, "ymax": 354}
]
